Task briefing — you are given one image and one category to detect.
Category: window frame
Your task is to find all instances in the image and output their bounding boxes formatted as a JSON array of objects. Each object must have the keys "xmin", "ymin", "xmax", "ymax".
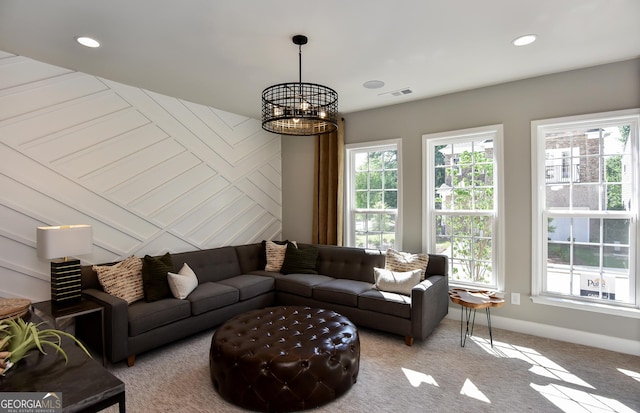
[
  {"xmin": 344, "ymin": 139, "xmax": 402, "ymax": 251},
  {"xmin": 422, "ymin": 125, "xmax": 505, "ymax": 291},
  {"xmin": 531, "ymin": 109, "xmax": 640, "ymax": 318}
]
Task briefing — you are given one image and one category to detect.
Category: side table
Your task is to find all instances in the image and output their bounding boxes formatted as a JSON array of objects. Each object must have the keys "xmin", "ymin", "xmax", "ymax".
[
  {"xmin": 449, "ymin": 288, "xmax": 504, "ymax": 347},
  {"xmin": 32, "ymin": 297, "xmax": 107, "ymax": 366}
]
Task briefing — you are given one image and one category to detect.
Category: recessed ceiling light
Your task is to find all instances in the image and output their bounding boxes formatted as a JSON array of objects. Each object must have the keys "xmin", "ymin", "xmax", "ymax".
[
  {"xmin": 363, "ymin": 80, "xmax": 385, "ymax": 89},
  {"xmin": 76, "ymin": 36, "xmax": 100, "ymax": 48},
  {"xmin": 512, "ymin": 34, "xmax": 537, "ymax": 46}
]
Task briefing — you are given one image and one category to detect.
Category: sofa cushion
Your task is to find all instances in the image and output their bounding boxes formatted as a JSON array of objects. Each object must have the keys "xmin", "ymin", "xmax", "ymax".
[
  {"xmin": 374, "ymin": 267, "xmax": 422, "ymax": 296},
  {"xmin": 142, "ymin": 253, "xmax": 174, "ymax": 302},
  {"xmin": 312, "ymin": 279, "xmax": 373, "ymax": 307},
  {"xmin": 188, "ymin": 282, "xmax": 239, "ymax": 315},
  {"xmin": 172, "ymin": 247, "xmax": 241, "ymax": 283},
  {"xmin": 316, "ymin": 245, "xmax": 385, "ymax": 282},
  {"xmin": 276, "ymin": 273, "xmax": 334, "ymax": 297},
  {"xmin": 281, "ymin": 244, "xmax": 318, "ymax": 274},
  {"xmin": 358, "ymin": 289, "xmax": 411, "ymax": 319},
  {"xmin": 217, "ymin": 274, "xmax": 274, "ymax": 301},
  {"xmin": 167, "ymin": 263, "xmax": 199, "ymax": 299},
  {"xmin": 93, "ymin": 256, "xmax": 144, "ymax": 304},
  {"xmin": 128, "ymin": 298, "xmax": 191, "ymax": 336}
]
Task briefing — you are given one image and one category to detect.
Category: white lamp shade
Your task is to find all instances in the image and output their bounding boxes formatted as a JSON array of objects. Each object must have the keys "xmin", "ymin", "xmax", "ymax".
[{"xmin": 36, "ymin": 225, "xmax": 93, "ymax": 260}]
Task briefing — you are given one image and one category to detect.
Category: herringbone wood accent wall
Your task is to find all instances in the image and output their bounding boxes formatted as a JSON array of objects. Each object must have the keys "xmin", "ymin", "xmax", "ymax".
[{"xmin": 0, "ymin": 51, "xmax": 281, "ymax": 300}]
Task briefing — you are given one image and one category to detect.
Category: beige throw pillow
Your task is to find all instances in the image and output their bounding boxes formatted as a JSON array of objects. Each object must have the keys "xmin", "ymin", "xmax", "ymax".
[
  {"xmin": 385, "ymin": 248, "xmax": 429, "ymax": 280},
  {"xmin": 374, "ymin": 267, "xmax": 422, "ymax": 296},
  {"xmin": 93, "ymin": 256, "xmax": 144, "ymax": 304},
  {"xmin": 265, "ymin": 240, "xmax": 297, "ymax": 272},
  {"xmin": 167, "ymin": 263, "xmax": 199, "ymax": 299}
]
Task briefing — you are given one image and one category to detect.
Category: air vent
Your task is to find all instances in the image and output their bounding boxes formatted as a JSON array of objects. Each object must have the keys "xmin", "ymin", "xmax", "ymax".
[{"xmin": 379, "ymin": 87, "xmax": 413, "ymax": 97}]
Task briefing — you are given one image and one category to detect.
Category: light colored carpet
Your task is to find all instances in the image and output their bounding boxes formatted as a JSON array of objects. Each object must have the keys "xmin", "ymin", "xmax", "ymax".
[{"xmin": 103, "ymin": 318, "xmax": 640, "ymax": 412}]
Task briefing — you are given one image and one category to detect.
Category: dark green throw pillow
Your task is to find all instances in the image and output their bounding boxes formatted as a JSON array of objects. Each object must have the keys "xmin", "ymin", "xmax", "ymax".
[
  {"xmin": 142, "ymin": 252, "xmax": 173, "ymax": 302},
  {"xmin": 281, "ymin": 244, "xmax": 318, "ymax": 274}
]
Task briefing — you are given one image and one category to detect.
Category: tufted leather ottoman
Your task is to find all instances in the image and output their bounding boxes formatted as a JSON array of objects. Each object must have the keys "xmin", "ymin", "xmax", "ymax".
[{"xmin": 209, "ymin": 306, "xmax": 360, "ymax": 412}]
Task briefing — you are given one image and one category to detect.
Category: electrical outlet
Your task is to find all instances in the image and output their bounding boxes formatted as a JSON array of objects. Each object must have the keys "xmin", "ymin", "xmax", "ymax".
[{"xmin": 511, "ymin": 292, "xmax": 521, "ymax": 305}]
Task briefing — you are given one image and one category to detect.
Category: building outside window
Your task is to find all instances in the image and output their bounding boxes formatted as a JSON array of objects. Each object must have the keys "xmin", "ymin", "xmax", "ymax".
[
  {"xmin": 345, "ymin": 139, "xmax": 401, "ymax": 250},
  {"xmin": 531, "ymin": 109, "xmax": 639, "ymax": 316},
  {"xmin": 423, "ymin": 125, "xmax": 504, "ymax": 290}
]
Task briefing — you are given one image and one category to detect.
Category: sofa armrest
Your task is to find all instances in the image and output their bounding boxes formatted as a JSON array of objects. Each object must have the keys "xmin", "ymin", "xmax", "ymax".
[
  {"xmin": 410, "ymin": 274, "xmax": 449, "ymax": 340},
  {"xmin": 82, "ymin": 288, "xmax": 129, "ymax": 363}
]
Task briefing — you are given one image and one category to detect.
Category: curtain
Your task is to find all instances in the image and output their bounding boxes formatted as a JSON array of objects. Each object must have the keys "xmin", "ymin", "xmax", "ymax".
[{"xmin": 312, "ymin": 117, "xmax": 344, "ymax": 245}]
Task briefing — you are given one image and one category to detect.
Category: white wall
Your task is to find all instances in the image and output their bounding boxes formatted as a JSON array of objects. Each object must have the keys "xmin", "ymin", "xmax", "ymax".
[
  {"xmin": 0, "ymin": 51, "xmax": 281, "ymax": 301},
  {"xmin": 282, "ymin": 58, "xmax": 640, "ymax": 345}
]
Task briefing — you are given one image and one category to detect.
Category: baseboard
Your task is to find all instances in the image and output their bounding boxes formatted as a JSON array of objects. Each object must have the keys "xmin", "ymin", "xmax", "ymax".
[{"xmin": 446, "ymin": 308, "xmax": 640, "ymax": 357}]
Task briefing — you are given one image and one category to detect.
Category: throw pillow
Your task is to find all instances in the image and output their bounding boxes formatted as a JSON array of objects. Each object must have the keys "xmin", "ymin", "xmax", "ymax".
[
  {"xmin": 385, "ymin": 248, "xmax": 429, "ymax": 280},
  {"xmin": 167, "ymin": 263, "xmax": 199, "ymax": 299},
  {"xmin": 374, "ymin": 267, "xmax": 422, "ymax": 296},
  {"xmin": 281, "ymin": 244, "xmax": 318, "ymax": 274},
  {"xmin": 260, "ymin": 239, "xmax": 289, "ymax": 269},
  {"xmin": 93, "ymin": 256, "xmax": 144, "ymax": 304},
  {"xmin": 265, "ymin": 240, "xmax": 297, "ymax": 272},
  {"xmin": 142, "ymin": 252, "xmax": 174, "ymax": 302}
]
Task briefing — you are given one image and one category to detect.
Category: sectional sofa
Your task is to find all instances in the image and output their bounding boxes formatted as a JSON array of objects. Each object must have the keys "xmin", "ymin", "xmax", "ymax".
[{"xmin": 78, "ymin": 243, "xmax": 449, "ymax": 366}]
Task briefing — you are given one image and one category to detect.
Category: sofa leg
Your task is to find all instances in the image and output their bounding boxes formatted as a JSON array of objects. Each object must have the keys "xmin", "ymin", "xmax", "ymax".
[
  {"xmin": 404, "ymin": 336, "xmax": 414, "ymax": 346},
  {"xmin": 127, "ymin": 355, "xmax": 136, "ymax": 367}
]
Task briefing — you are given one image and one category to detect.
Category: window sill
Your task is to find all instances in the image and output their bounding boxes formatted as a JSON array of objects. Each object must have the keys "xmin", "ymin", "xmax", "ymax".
[{"xmin": 531, "ymin": 295, "xmax": 640, "ymax": 319}]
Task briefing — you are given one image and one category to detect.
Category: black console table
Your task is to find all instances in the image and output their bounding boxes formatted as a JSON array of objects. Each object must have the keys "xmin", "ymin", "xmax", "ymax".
[{"xmin": 0, "ymin": 312, "xmax": 125, "ymax": 413}]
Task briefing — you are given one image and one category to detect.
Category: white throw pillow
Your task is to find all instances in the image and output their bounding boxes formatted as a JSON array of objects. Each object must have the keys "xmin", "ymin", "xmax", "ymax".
[
  {"xmin": 374, "ymin": 267, "xmax": 422, "ymax": 296},
  {"xmin": 167, "ymin": 263, "xmax": 199, "ymax": 299}
]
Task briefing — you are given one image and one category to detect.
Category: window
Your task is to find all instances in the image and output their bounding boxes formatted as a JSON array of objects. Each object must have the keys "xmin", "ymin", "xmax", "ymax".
[
  {"xmin": 345, "ymin": 140, "xmax": 401, "ymax": 250},
  {"xmin": 532, "ymin": 109, "xmax": 639, "ymax": 316},
  {"xmin": 423, "ymin": 125, "xmax": 504, "ymax": 290}
]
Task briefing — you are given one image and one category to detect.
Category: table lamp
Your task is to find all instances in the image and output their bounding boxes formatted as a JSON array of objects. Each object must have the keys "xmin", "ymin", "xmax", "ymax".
[{"xmin": 36, "ymin": 225, "xmax": 93, "ymax": 305}]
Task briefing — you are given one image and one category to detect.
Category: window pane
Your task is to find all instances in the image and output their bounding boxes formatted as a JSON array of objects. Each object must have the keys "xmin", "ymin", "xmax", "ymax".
[
  {"xmin": 382, "ymin": 214, "xmax": 396, "ymax": 232},
  {"xmin": 604, "ymin": 245, "xmax": 628, "ymax": 270},
  {"xmin": 355, "ymin": 213, "xmax": 366, "ymax": 232},
  {"xmin": 604, "ymin": 218, "xmax": 629, "ymax": 244},
  {"xmin": 473, "ymin": 188, "xmax": 493, "ymax": 210},
  {"xmin": 369, "ymin": 152, "xmax": 383, "ymax": 170},
  {"xmin": 355, "ymin": 153, "xmax": 368, "ymax": 171},
  {"xmin": 369, "ymin": 171, "xmax": 382, "ymax": 190},
  {"xmin": 384, "ymin": 151, "xmax": 398, "ymax": 169},
  {"xmin": 385, "ymin": 170, "xmax": 398, "ymax": 189},
  {"xmin": 368, "ymin": 213, "xmax": 381, "ymax": 232},
  {"xmin": 355, "ymin": 191, "xmax": 367, "ymax": 209},
  {"xmin": 369, "ymin": 191, "xmax": 382, "ymax": 208},
  {"xmin": 355, "ymin": 172, "xmax": 368, "ymax": 190},
  {"xmin": 384, "ymin": 190, "xmax": 397, "ymax": 209}
]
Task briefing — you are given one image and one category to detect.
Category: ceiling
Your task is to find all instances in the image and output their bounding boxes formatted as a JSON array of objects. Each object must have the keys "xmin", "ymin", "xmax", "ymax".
[{"xmin": 1, "ymin": 0, "xmax": 639, "ymax": 120}]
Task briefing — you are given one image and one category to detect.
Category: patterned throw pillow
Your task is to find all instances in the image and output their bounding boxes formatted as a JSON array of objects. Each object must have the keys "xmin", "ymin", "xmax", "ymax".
[
  {"xmin": 374, "ymin": 267, "xmax": 422, "ymax": 296},
  {"xmin": 93, "ymin": 256, "xmax": 144, "ymax": 304},
  {"xmin": 385, "ymin": 248, "xmax": 429, "ymax": 280},
  {"xmin": 265, "ymin": 240, "xmax": 297, "ymax": 272}
]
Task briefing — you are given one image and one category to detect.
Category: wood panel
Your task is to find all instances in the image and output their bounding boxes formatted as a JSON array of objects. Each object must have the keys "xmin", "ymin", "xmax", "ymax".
[{"xmin": 0, "ymin": 52, "xmax": 282, "ymax": 301}]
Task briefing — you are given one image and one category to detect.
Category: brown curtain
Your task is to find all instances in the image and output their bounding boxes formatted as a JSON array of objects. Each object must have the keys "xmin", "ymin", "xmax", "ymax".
[{"xmin": 312, "ymin": 118, "xmax": 344, "ymax": 245}]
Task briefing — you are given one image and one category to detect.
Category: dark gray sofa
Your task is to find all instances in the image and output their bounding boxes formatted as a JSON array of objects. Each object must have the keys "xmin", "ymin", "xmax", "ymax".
[{"xmin": 79, "ymin": 243, "xmax": 449, "ymax": 366}]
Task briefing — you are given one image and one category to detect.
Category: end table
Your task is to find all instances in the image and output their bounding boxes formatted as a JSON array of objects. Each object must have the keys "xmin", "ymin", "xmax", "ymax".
[
  {"xmin": 449, "ymin": 288, "xmax": 505, "ymax": 348},
  {"xmin": 32, "ymin": 297, "xmax": 107, "ymax": 366}
]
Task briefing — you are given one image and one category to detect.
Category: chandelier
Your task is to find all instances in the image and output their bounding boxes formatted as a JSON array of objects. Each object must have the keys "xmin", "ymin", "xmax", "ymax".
[{"xmin": 261, "ymin": 35, "xmax": 338, "ymax": 136}]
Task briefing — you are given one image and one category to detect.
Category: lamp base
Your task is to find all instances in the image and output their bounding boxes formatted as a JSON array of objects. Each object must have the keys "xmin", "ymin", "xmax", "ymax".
[{"xmin": 50, "ymin": 259, "xmax": 82, "ymax": 305}]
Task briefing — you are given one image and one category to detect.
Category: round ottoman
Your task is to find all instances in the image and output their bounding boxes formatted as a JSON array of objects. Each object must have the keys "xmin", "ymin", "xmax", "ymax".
[{"xmin": 210, "ymin": 306, "xmax": 360, "ymax": 412}]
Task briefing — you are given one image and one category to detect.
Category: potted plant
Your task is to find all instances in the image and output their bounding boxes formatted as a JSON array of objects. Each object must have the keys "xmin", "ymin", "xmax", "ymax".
[{"xmin": 0, "ymin": 317, "xmax": 91, "ymax": 374}]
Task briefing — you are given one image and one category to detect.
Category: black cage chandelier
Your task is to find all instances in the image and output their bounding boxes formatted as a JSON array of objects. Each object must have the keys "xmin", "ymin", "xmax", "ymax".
[{"xmin": 262, "ymin": 35, "xmax": 338, "ymax": 136}]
